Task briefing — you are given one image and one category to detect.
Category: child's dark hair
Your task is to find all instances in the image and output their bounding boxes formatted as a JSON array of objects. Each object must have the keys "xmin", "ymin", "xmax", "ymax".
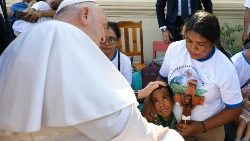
[
  {"xmin": 182, "ymin": 11, "xmax": 231, "ymax": 59},
  {"xmin": 108, "ymin": 21, "xmax": 121, "ymax": 39},
  {"xmin": 150, "ymin": 85, "xmax": 173, "ymax": 98}
]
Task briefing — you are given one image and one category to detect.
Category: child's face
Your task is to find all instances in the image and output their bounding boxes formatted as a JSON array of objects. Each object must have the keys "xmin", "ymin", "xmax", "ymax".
[{"xmin": 151, "ymin": 88, "xmax": 173, "ymax": 119}]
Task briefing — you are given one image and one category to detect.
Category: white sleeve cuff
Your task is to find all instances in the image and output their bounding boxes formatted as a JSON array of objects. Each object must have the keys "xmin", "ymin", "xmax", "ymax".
[{"xmin": 160, "ymin": 26, "xmax": 168, "ymax": 30}]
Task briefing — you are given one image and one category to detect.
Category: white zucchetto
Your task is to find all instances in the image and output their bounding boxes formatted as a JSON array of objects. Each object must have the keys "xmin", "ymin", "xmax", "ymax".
[{"xmin": 56, "ymin": 0, "xmax": 96, "ymax": 13}]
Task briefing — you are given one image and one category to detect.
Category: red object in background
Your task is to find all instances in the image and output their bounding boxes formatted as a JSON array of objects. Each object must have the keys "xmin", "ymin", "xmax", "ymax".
[{"xmin": 152, "ymin": 41, "xmax": 170, "ymax": 59}]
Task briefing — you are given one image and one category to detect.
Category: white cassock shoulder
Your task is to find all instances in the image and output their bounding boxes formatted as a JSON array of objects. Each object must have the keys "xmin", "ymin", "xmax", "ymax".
[{"xmin": 0, "ymin": 20, "xmax": 136, "ymax": 132}]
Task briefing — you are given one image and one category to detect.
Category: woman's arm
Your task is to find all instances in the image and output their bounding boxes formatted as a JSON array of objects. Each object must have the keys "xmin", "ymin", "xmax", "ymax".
[
  {"xmin": 203, "ymin": 106, "xmax": 242, "ymax": 132},
  {"xmin": 23, "ymin": 10, "xmax": 55, "ymax": 23},
  {"xmin": 38, "ymin": 10, "xmax": 56, "ymax": 17},
  {"xmin": 177, "ymin": 106, "xmax": 242, "ymax": 136},
  {"xmin": 242, "ymin": 7, "xmax": 250, "ymax": 43}
]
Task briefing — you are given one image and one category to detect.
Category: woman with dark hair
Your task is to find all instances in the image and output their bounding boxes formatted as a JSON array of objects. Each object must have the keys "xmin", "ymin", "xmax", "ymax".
[
  {"xmin": 143, "ymin": 11, "xmax": 243, "ymax": 141},
  {"xmin": 100, "ymin": 21, "xmax": 132, "ymax": 85}
]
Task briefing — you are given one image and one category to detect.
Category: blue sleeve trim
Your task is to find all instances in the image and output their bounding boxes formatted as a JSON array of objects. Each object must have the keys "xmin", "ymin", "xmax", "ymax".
[
  {"xmin": 159, "ymin": 74, "xmax": 168, "ymax": 82},
  {"xmin": 225, "ymin": 101, "xmax": 243, "ymax": 108},
  {"xmin": 197, "ymin": 47, "xmax": 215, "ymax": 62},
  {"xmin": 110, "ymin": 48, "xmax": 118, "ymax": 61}
]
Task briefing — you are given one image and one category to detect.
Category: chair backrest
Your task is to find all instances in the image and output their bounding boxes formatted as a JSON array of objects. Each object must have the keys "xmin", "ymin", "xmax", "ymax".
[
  {"xmin": 152, "ymin": 41, "xmax": 170, "ymax": 59},
  {"xmin": 117, "ymin": 21, "xmax": 144, "ymax": 64}
]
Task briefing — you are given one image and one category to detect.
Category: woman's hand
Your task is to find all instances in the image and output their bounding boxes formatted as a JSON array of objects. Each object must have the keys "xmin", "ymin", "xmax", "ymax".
[{"xmin": 176, "ymin": 121, "xmax": 205, "ymax": 137}]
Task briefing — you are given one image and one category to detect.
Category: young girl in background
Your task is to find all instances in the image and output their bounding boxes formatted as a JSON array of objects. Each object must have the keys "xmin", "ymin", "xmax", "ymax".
[{"xmin": 232, "ymin": 36, "xmax": 250, "ymax": 141}]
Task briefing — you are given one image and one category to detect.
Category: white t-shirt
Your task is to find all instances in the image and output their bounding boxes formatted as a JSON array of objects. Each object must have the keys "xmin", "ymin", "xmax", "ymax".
[
  {"xmin": 0, "ymin": 21, "xmax": 137, "ymax": 132},
  {"xmin": 111, "ymin": 49, "xmax": 132, "ymax": 85},
  {"xmin": 231, "ymin": 51, "xmax": 250, "ymax": 88},
  {"xmin": 245, "ymin": 0, "xmax": 250, "ymax": 8},
  {"xmin": 231, "ymin": 51, "xmax": 250, "ymax": 116},
  {"xmin": 12, "ymin": 1, "xmax": 53, "ymax": 35},
  {"xmin": 159, "ymin": 40, "xmax": 243, "ymax": 122}
]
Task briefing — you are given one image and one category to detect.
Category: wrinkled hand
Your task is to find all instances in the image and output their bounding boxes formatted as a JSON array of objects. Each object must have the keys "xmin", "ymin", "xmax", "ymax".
[
  {"xmin": 142, "ymin": 96, "xmax": 158, "ymax": 123},
  {"xmin": 176, "ymin": 121, "xmax": 204, "ymax": 137},
  {"xmin": 162, "ymin": 30, "xmax": 173, "ymax": 44},
  {"xmin": 138, "ymin": 81, "xmax": 166, "ymax": 99}
]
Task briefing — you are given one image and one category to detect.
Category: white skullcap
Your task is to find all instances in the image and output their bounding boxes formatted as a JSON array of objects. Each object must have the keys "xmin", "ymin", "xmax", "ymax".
[{"xmin": 56, "ymin": 0, "xmax": 96, "ymax": 14}]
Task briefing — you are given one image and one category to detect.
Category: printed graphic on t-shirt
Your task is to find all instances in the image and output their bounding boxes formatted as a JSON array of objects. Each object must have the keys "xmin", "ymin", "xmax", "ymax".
[
  {"xmin": 169, "ymin": 65, "xmax": 208, "ymax": 96},
  {"xmin": 242, "ymin": 81, "xmax": 250, "ymax": 97}
]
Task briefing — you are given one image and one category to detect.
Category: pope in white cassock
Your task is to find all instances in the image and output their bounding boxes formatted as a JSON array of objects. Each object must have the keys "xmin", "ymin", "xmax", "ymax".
[{"xmin": 0, "ymin": 0, "xmax": 184, "ymax": 140}]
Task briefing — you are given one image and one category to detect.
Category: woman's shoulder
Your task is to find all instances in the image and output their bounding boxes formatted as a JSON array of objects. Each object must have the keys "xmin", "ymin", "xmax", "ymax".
[
  {"xmin": 119, "ymin": 52, "xmax": 131, "ymax": 64},
  {"xmin": 214, "ymin": 49, "xmax": 238, "ymax": 75},
  {"xmin": 166, "ymin": 40, "xmax": 187, "ymax": 55},
  {"xmin": 231, "ymin": 51, "xmax": 244, "ymax": 64},
  {"xmin": 214, "ymin": 48, "xmax": 233, "ymax": 64},
  {"xmin": 169, "ymin": 40, "xmax": 186, "ymax": 49}
]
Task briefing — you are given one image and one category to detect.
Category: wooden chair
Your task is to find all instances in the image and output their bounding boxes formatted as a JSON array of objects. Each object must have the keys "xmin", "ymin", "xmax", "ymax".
[{"xmin": 117, "ymin": 21, "xmax": 145, "ymax": 70}]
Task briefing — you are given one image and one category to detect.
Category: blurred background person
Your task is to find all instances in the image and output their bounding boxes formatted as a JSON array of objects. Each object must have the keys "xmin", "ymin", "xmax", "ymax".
[
  {"xmin": 155, "ymin": 0, "xmax": 213, "ymax": 44},
  {"xmin": 100, "ymin": 21, "xmax": 132, "ymax": 85}
]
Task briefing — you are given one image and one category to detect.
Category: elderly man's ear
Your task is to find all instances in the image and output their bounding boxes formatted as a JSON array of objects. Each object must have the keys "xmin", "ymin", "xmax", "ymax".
[{"xmin": 80, "ymin": 7, "xmax": 89, "ymax": 25}]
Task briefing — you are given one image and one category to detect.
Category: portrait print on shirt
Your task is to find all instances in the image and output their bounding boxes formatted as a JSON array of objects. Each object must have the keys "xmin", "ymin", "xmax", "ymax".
[{"xmin": 169, "ymin": 68, "xmax": 207, "ymax": 97}]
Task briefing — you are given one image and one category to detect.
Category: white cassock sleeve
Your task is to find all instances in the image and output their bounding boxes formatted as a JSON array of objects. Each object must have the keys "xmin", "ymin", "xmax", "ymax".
[
  {"xmin": 0, "ymin": 105, "xmax": 184, "ymax": 141},
  {"xmin": 74, "ymin": 104, "xmax": 184, "ymax": 141}
]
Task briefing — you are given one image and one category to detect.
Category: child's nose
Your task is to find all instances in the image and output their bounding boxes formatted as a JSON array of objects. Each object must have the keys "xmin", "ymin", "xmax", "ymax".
[{"xmin": 159, "ymin": 102, "xmax": 164, "ymax": 107}]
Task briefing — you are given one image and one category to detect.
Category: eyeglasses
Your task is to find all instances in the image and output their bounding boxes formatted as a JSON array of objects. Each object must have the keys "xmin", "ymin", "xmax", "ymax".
[{"xmin": 106, "ymin": 36, "xmax": 118, "ymax": 45}]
